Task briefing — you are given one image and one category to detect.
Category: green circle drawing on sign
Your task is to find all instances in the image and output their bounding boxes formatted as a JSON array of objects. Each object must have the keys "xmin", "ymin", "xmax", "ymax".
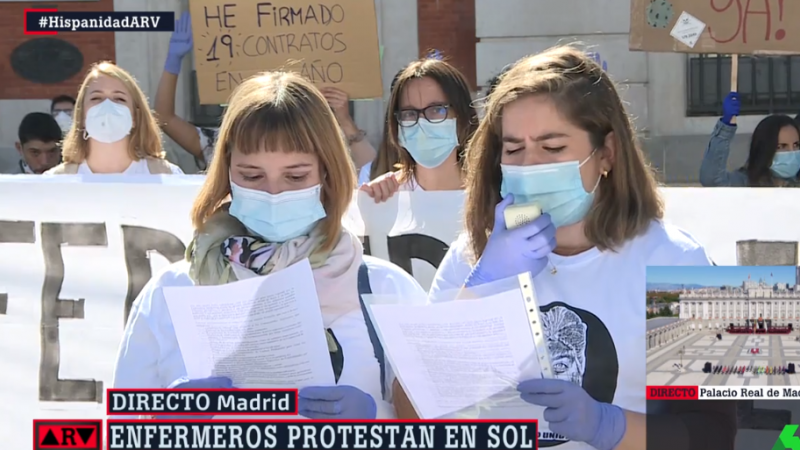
[{"xmin": 646, "ymin": 0, "xmax": 674, "ymax": 29}]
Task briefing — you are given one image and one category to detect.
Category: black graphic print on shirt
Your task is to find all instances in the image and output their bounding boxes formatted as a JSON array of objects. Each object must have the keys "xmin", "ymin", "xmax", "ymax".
[{"xmin": 538, "ymin": 302, "xmax": 619, "ymax": 447}]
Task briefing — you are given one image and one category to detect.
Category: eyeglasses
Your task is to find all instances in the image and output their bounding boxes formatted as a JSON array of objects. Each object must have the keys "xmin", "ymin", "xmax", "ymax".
[{"xmin": 395, "ymin": 105, "xmax": 450, "ymax": 127}]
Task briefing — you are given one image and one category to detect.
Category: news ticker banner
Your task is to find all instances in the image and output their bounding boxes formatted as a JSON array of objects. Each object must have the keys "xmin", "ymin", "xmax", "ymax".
[
  {"xmin": 24, "ymin": 10, "xmax": 175, "ymax": 34},
  {"xmin": 647, "ymin": 385, "xmax": 800, "ymax": 400},
  {"xmin": 35, "ymin": 420, "xmax": 538, "ymax": 450},
  {"xmin": 106, "ymin": 389, "xmax": 298, "ymax": 416}
]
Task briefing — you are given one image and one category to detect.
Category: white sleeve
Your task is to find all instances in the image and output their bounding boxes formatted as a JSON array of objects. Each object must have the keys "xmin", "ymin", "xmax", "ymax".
[
  {"xmin": 170, "ymin": 163, "xmax": 185, "ymax": 174},
  {"xmin": 112, "ymin": 271, "xmax": 189, "ymax": 390},
  {"xmin": 646, "ymin": 223, "xmax": 714, "ymax": 267},
  {"xmin": 428, "ymin": 234, "xmax": 473, "ymax": 298},
  {"xmin": 112, "ymin": 280, "xmax": 163, "ymax": 389}
]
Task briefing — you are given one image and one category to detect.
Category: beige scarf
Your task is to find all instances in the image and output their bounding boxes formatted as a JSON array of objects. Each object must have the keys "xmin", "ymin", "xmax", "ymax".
[{"xmin": 186, "ymin": 206, "xmax": 364, "ymax": 327}]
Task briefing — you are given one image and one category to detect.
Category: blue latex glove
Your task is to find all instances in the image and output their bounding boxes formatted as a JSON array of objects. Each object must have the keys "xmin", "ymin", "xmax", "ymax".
[
  {"xmin": 165, "ymin": 12, "xmax": 193, "ymax": 75},
  {"xmin": 155, "ymin": 376, "xmax": 233, "ymax": 420},
  {"xmin": 464, "ymin": 194, "xmax": 556, "ymax": 288},
  {"xmin": 721, "ymin": 92, "xmax": 740, "ymax": 125},
  {"xmin": 518, "ymin": 378, "xmax": 626, "ymax": 450},
  {"xmin": 298, "ymin": 385, "xmax": 377, "ymax": 419}
]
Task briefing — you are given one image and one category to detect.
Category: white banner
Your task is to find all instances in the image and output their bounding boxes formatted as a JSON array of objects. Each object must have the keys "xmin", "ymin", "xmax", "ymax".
[{"xmin": 1, "ymin": 177, "xmax": 799, "ymax": 447}]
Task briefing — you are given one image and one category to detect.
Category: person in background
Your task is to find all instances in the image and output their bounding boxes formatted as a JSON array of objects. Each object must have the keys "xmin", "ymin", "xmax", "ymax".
[
  {"xmin": 51, "ymin": 95, "xmax": 76, "ymax": 134},
  {"xmin": 113, "ymin": 71, "xmax": 425, "ymax": 419},
  {"xmin": 361, "ymin": 58, "xmax": 477, "ymax": 202},
  {"xmin": 357, "ymin": 68, "xmax": 404, "ymax": 186},
  {"xmin": 392, "ymin": 46, "xmax": 718, "ymax": 450},
  {"xmin": 700, "ymin": 92, "xmax": 800, "ymax": 186},
  {"xmin": 155, "ymin": 12, "xmax": 219, "ymax": 170},
  {"xmin": 46, "ymin": 62, "xmax": 182, "ymax": 175},
  {"xmin": 11, "ymin": 113, "xmax": 62, "ymax": 174}
]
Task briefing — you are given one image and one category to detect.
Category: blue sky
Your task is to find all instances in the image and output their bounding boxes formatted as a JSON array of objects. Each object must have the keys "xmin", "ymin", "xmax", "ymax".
[{"xmin": 647, "ymin": 266, "xmax": 796, "ymax": 287}]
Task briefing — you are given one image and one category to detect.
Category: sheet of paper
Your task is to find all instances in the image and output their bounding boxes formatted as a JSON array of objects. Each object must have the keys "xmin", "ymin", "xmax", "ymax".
[
  {"xmin": 367, "ymin": 291, "xmax": 541, "ymax": 419},
  {"xmin": 163, "ymin": 259, "xmax": 335, "ymax": 388}
]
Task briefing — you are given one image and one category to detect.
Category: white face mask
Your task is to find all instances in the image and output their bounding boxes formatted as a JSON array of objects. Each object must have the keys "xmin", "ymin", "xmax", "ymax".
[
  {"xmin": 54, "ymin": 111, "xmax": 72, "ymax": 133},
  {"xmin": 84, "ymin": 99, "xmax": 132, "ymax": 143}
]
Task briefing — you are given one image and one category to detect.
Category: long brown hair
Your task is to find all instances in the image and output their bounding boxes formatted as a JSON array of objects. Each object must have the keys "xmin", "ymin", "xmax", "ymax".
[
  {"xmin": 61, "ymin": 62, "xmax": 164, "ymax": 164},
  {"xmin": 190, "ymin": 72, "xmax": 355, "ymax": 252},
  {"xmin": 465, "ymin": 45, "xmax": 663, "ymax": 260},
  {"xmin": 371, "ymin": 58, "xmax": 477, "ymax": 182}
]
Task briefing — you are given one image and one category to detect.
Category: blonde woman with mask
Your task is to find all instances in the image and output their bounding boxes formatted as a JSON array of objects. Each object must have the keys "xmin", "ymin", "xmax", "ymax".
[
  {"xmin": 361, "ymin": 58, "xmax": 477, "ymax": 202},
  {"xmin": 46, "ymin": 62, "xmax": 183, "ymax": 175},
  {"xmin": 113, "ymin": 72, "xmax": 425, "ymax": 419}
]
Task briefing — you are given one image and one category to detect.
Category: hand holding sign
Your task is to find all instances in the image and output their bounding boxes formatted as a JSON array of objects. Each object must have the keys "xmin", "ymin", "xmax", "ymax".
[
  {"xmin": 165, "ymin": 12, "xmax": 194, "ymax": 74},
  {"xmin": 321, "ymin": 87, "xmax": 351, "ymax": 121}
]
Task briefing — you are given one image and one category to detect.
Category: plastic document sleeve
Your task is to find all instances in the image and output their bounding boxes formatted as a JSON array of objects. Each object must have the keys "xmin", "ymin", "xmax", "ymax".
[{"xmin": 517, "ymin": 272, "xmax": 553, "ymax": 378}]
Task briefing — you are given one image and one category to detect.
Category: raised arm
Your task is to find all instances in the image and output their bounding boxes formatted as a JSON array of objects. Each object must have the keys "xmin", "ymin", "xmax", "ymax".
[
  {"xmin": 154, "ymin": 12, "xmax": 204, "ymax": 160},
  {"xmin": 699, "ymin": 93, "xmax": 748, "ymax": 187},
  {"xmin": 320, "ymin": 87, "xmax": 377, "ymax": 169}
]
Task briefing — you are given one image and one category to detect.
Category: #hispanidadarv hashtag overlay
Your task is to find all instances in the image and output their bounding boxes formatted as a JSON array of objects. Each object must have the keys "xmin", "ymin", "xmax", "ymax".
[{"xmin": 24, "ymin": 10, "xmax": 174, "ymax": 34}]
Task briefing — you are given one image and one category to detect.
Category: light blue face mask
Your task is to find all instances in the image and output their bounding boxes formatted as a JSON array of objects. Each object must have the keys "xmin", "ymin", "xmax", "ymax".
[
  {"xmin": 500, "ymin": 151, "xmax": 601, "ymax": 228},
  {"xmin": 398, "ymin": 118, "xmax": 458, "ymax": 169},
  {"xmin": 771, "ymin": 150, "xmax": 800, "ymax": 178},
  {"xmin": 229, "ymin": 181, "xmax": 327, "ymax": 242}
]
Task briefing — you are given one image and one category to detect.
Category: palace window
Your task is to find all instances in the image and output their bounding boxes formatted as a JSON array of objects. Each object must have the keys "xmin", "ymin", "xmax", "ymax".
[{"xmin": 687, "ymin": 54, "xmax": 800, "ymax": 116}]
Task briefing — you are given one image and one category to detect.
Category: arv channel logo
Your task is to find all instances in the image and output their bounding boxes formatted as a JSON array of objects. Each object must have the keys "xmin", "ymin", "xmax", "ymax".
[{"xmin": 773, "ymin": 425, "xmax": 800, "ymax": 450}]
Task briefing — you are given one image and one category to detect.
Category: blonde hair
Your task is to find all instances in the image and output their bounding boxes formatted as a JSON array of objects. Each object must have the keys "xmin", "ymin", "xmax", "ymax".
[
  {"xmin": 61, "ymin": 62, "xmax": 164, "ymax": 164},
  {"xmin": 371, "ymin": 58, "xmax": 477, "ymax": 182},
  {"xmin": 191, "ymin": 72, "xmax": 356, "ymax": 252},
  {"xmin": 465, "ymin": 45, "xmax": 663, "ymax": 260}
]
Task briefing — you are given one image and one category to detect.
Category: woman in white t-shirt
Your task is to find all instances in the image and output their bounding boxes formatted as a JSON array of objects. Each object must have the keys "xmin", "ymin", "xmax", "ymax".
[
  {"xmin": 360, "ymin": 58, "xmax": 477, "ymax": 202},
  {"xmin": 393, "ymin": 46, "xmax": 722, "ymax": 449},
  {"xmin": 46, "ymin": 62, "xmax": 182, "ymax": 175},
  {"xmin": 113, "ymin": 71, "xmax": 424, "ymax": 419}
]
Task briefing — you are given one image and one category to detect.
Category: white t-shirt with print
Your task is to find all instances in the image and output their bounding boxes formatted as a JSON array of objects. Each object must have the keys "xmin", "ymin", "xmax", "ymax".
[
  {"xmin": 77, "ymin": 159, "xmax": 184, "ymax": 175},
  {"xmin": 429, "ymin": 220, "xmax": 712, "ymax": 449}
]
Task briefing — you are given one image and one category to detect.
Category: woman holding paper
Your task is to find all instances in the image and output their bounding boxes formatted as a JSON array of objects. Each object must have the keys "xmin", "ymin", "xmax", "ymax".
[
  {"xmin": 113, "ymin": 71, "xmax": 426, "ymax": 419},
  {"xmin": 360, "ymin": 57, "xmax": 477, "ymax": 202},
  {"xmin": 45, "ymin": 62, "xmax": 183, "ymax": 175},
  {"xmin": 699, "ymin": 91, "xmax": 800, "ymax": 186},
  {"xmin": 393, "ymin": 46, "xmax": 735, "ymax": 449}
]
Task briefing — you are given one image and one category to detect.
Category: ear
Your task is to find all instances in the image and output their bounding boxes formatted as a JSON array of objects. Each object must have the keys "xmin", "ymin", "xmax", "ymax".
[
  {"xmin": 600, "ymin": 131, "xmax": 616, "ymax": 172},
  {"xmin": 15, "ymin": 142, "xmax": 21, "ymax": 154}
]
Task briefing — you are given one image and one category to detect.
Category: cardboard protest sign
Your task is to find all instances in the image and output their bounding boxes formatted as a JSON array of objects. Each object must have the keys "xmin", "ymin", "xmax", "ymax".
[
  {"xmin": 189, "ymin": 0, "xmax": 383, "ymax": 104},
  {"xmin": 629, "ymin": 0, "xmax": 799, "ymax": 54}
]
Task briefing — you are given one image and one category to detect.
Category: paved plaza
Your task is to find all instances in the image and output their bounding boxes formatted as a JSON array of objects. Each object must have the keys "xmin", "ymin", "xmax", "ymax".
[{"xmin": 647, "ymin": 332, "xmax": 800, "ymax": 386}]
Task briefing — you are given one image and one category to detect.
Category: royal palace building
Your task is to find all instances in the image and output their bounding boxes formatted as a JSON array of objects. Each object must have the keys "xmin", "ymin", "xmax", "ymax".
[{"xmin": 678, "ymin": 276, "xmax": 800, "ymax": 325}]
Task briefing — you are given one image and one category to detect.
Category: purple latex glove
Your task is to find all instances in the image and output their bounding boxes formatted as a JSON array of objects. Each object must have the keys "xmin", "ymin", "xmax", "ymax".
[
  {"xmin": 298, "ymin": 385, "xmax": 377, "ymax": 419},
  {"xmin": 154, "ymin": 376, "xmax": 232, "ymax": 420},
  {"xmin": 721, "ymin": 92, "xmax": 740, "ymax": 126},
  {"xmin": 165, "ymin": 12, "xmax": 193, "ymax": 75},
  {"xmin": 465, "ymin": 194, "xmax": 556, "ymax": 288},
  {"xmin": 518, "ymin": 378, "xmax": 626, "ymax": 450}
]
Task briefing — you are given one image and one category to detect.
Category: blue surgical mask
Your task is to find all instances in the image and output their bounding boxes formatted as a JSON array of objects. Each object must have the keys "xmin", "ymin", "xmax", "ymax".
[
  {"xmin": 229, "ymin": 181, "xmax": 326, "ymax": 242},
  {"xmin": 398, "ymin": 118, "xmax": 458, "ymax": 169},
  {"xmin": 771, "ymin": 150, "xmax": 800, "ymax": 178},
  {"xmin": 500, "ymin": 151, "xmax": 601, "ymax": 228}
]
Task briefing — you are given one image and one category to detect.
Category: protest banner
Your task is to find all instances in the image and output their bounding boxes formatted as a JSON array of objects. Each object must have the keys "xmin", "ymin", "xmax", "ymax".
[
  {"xmin": 189, "ymin": 0, "xmax": 383, "ymax": 104},
  {"xmin": 1, "ymin": 177, "xmax": 798, "ymax": 448},
  {"xmin": 629, "ymin": 0, "xmax": 800, "ymax": 53}
]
